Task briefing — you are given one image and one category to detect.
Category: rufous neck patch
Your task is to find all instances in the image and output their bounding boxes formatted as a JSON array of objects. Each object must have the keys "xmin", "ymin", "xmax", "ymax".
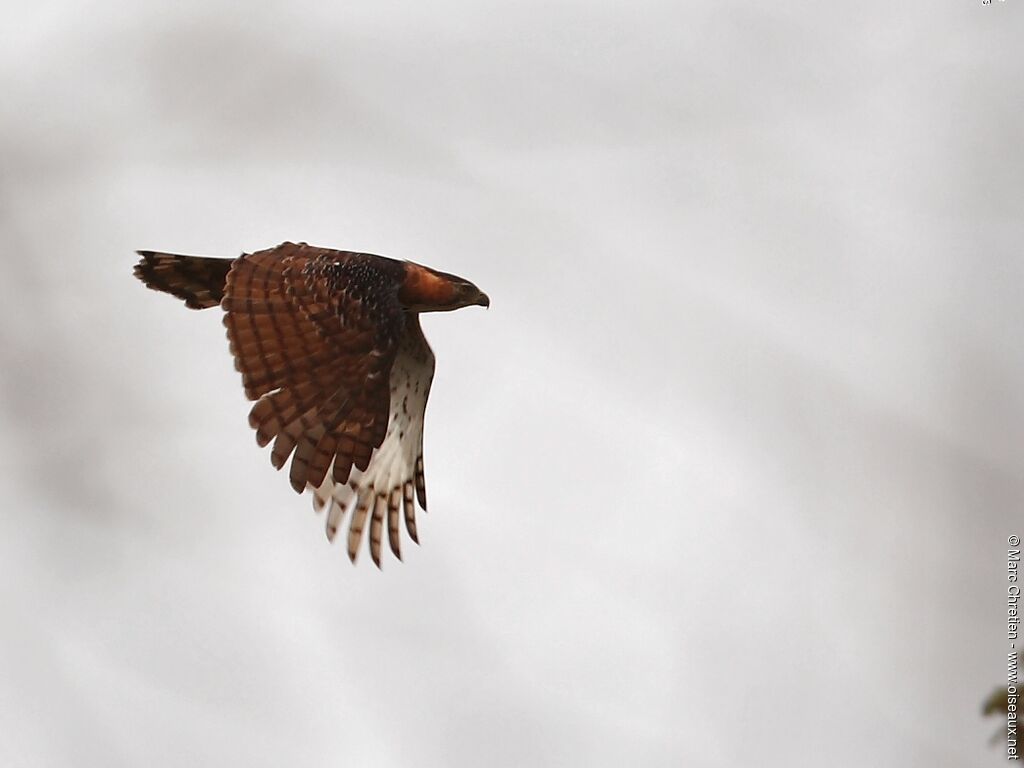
[{"xmin": 398, "ymin": 263, "xmax": 458, "ymax": 309}]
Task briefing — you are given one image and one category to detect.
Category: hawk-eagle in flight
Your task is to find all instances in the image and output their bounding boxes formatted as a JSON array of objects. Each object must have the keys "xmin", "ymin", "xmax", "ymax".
[{"xmin": 133, "ymin": 241, "xmax": 489, "ymax": 567}]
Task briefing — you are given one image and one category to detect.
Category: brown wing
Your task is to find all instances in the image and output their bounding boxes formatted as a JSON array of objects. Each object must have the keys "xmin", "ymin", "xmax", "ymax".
[{"xmin": 221, "ymin": 242, "xmax": 407, "ymax": 496}]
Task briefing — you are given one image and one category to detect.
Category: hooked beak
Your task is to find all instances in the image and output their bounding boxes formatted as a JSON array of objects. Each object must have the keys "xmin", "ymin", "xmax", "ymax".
[{"xmin": 476, "ymin": 292, "xmax": 490, "ymax": 309}]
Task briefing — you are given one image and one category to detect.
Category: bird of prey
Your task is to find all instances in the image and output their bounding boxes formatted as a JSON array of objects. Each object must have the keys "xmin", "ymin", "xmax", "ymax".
[{"xmin": 133, "ymin": 241, "xmax": 489, "ymax": 567}]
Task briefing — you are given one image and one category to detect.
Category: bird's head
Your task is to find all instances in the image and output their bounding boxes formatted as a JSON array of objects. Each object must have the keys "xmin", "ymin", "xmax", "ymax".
[{"xmin": 398, "ymin": 262, "xmax": 489, "ymax": 312}]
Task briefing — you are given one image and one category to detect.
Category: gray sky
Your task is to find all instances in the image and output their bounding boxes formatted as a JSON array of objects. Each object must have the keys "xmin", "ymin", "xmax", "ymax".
[{"xmin": 1, "ymin": 1, "xmax": 1021, "ymax": 765}]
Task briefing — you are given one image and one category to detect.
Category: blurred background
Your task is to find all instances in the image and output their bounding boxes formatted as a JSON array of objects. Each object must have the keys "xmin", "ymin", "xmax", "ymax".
[{"xmin": 1, "ymin": 1, "xmax": 1021, "ymax": 765}]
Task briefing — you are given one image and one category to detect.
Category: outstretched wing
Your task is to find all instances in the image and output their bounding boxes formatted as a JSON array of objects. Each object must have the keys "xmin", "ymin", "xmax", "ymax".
[
  {"xmin": 312, "ymin": 315, "xmax": 435, "ymax": 566},
  {"xmin": 223, "ymin": 242, "xmax": 426, "ymax": 565}
]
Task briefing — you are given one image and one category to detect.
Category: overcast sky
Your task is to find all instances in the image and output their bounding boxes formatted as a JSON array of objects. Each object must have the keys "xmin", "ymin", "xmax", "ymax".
[{"xmin": 1, "ymin": 1, "xmax": 1022, "ymax": 766}]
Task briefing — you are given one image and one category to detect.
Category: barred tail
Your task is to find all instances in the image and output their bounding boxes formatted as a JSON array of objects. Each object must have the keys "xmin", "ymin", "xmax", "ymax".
[{"xmin": 133, "ymin": 250, "xmax": 233, "ymax": 310}]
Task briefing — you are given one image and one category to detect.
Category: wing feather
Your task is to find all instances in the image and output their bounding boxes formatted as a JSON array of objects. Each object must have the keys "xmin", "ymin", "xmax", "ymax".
[
  {"xmin": 223, "ymin": 242, "xmax": 405, "ymax": 512},
  {"xmin": 223, "ymin": 242, "xmax": 436, "ymax": 566},
  {"xmin": 313, "ymin": 316, "xmax": 435, "ymax": 566}
]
